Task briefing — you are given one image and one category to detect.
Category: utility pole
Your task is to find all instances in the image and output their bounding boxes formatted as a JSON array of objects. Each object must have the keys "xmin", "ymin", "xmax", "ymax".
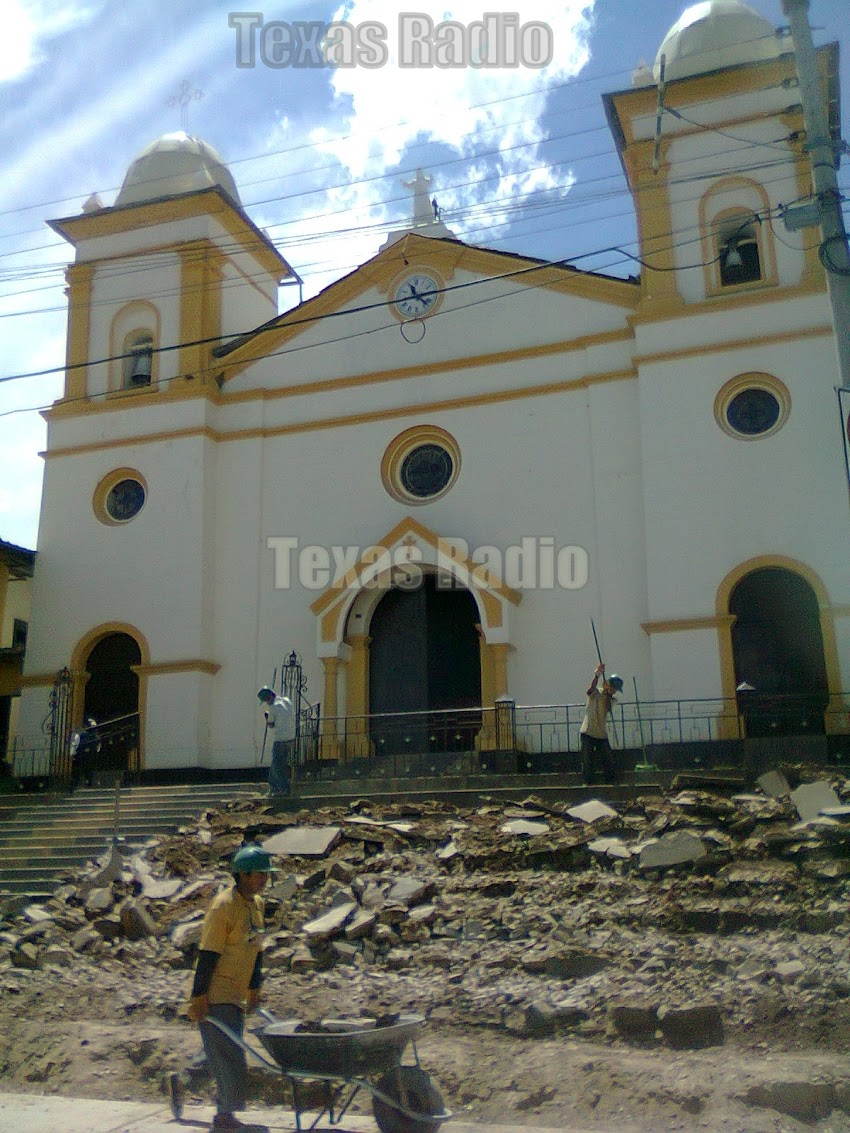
[{"xmin": 781, "ymin": 0, "xmax": 850, "ymax": 390}]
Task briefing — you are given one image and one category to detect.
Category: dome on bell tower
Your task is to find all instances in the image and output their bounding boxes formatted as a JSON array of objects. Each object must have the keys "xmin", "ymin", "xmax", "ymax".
[
  {"xmin": 654, "ymin": 0, "xmax": 781, "ymax": 82},
  {"xmin": 115, "ymin": 132, "xmax": 241, "ymax": 208}
]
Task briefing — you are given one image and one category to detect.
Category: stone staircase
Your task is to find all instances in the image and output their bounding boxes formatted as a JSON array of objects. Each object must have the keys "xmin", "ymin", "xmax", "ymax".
[{"xmin": 0, "ymin": 782, "xmax": 261, "ymax": 898}]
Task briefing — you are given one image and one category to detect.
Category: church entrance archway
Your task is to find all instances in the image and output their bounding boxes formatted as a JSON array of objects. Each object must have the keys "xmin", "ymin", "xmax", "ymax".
[
  {"xmin": 730, "ymin": 567, "xmax": 829, "ymax": 736},
  {"xmin": 368, "ymin": 575, "xmax": 482, "ymax": 755},
  {"xmin": 83, "ymin": 632, "xmax": 142, "ymax": 772}
]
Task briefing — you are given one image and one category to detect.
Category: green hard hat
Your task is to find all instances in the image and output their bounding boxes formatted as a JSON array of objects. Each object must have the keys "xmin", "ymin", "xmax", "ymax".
[{"xmin": 232, "ymin": 844, "xmax": 274, "ymax": 874}]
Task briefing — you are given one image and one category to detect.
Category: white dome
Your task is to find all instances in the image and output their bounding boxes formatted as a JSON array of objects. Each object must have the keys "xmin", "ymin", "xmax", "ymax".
[
  {"xmin": 654, "ymin": 1, "xmax": 780, "ymax": 82},
  {"xmin": 115, "ymin": 132, "xmax": 241, "ymax": 208}
]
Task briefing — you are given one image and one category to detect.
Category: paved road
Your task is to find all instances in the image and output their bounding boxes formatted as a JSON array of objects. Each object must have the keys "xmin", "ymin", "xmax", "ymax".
[{"xmin": 0, "ymin": 1092, "xmax": 586, "ymax": 1133}]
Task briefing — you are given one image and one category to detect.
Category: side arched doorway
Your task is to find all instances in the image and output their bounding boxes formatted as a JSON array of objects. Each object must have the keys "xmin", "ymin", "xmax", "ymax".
[
  {"xmin": 730, "ymin": 567, "xmax": 829, "ymax": 736},
  {"xmin": 368, "ymin": 575, "xmax": 482, "ymax": 755},
  {"xmin": 82, "ymin": 632, "xmax": 142, "ymax": 774}
]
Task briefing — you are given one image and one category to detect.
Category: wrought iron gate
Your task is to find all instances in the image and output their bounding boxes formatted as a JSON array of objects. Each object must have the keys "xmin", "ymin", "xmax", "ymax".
[
  {"xmin": 280, "ymin": 651, "xmax": 320, "ymax": 767},
  {"xmin": 46, "ymin": 666, "xmax": 75, "ymax": 788}
]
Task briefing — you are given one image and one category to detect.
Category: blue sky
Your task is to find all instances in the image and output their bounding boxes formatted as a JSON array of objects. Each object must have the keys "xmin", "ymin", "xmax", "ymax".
[{"xmin": 0, "ymin": 0, "xmax": 847, "ymax": 549}]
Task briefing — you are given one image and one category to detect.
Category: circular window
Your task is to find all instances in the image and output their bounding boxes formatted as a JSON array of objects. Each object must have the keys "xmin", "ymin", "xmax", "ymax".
[
  {"xmin": 715, "ymin": 374, "xmax": 790, "ymax": 440},
  {"xmin": 726, "ymin": 388, "xmax": 781, "ymax": 435},
  {"xmin": 400, "ymin": 444, "xmax": 454, "ymax": 498},
  {"xmin": 106, "ymin": 479, "xmax": 146, "ymax": 521},
  {"xmin": 382, "ymin": 426, "xmax": 461, "ymax": 505},
  {"xmin": 93, "ymin": 468, "xmax": 148, "ymax": 525}
]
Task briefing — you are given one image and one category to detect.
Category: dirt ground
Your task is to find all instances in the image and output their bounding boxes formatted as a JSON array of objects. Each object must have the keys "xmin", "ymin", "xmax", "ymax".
[{"xmin": 4, "ymin": 960, "xmax": 850, "ymax": 1133}]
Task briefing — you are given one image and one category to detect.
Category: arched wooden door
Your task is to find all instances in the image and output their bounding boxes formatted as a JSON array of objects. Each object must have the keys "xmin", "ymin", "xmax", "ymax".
[
  {"xmin": 369, "ymin": 576, "xmax": 481, "ymax": 755},
  {"xmin": 730, "ymin": 567, "xmax": 829, "ymax": 736}
]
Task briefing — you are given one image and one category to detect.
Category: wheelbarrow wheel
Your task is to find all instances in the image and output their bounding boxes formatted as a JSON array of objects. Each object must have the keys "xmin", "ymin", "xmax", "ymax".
[{"xmin": 372, "ymin": 1065, "xmax": 445, "ymax": 1133}]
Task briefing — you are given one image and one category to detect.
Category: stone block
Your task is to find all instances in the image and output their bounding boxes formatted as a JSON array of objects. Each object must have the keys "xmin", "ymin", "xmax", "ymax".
[{"xmin": 658, "ymin": 1003, "xmax": 724, "ymax": 1049}]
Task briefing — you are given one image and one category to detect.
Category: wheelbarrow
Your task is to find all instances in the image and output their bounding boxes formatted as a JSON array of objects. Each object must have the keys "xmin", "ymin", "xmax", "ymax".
[{"xmin": 202, "ymin": 1008, "xmax": 451, "ymax": 1133}]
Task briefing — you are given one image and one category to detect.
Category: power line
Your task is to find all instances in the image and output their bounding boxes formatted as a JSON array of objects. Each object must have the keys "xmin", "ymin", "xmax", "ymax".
[
  {"xmin": 0, "ymin": 132, "xmax": 822, "ymax": 303},
  {"xmin": 0, "ymin": 195, "xmax": 813, "ymax": 402},
  {"xmin": 0, "ymin": 22, "xmax": 795, "ymax": 227}
]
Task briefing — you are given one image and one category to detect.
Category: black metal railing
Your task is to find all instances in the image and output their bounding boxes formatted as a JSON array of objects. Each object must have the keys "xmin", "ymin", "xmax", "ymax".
[
  {"xmin": 80, "ymin": 712, "xmax": 141, "ymax": 785},
  {"xmin": 299, "ymin": 693, "xmax": 850, "ymax": 780},
  {"xmin": 10, "ymin": 692, "xmax": 849, "ymax": 789}
]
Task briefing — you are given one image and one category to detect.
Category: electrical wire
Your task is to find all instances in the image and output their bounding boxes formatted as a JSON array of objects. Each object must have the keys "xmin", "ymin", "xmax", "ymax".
[
  {"xmin": 0, "ymin": 194, "xmax": 811, "ymax": 401},
  {"xmin": 0, "ymin": 21, "xmax": 795, "ymax": 227}
]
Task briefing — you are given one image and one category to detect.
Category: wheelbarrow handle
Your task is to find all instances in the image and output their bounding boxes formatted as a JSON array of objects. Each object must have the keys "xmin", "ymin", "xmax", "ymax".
[{"xmin": 203, "ymin": 1015, "xmax": 283, "ymax": 1073}]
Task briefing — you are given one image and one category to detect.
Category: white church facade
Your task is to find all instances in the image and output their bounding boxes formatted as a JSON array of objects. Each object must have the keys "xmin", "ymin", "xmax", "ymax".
[{"xmin": 16, "ymin": 1, "xmax": 850, "ymax": 775}]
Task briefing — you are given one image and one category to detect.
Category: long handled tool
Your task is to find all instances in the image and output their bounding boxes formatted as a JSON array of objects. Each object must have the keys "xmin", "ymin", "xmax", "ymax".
[
  {"xmin": 590, "ymin": 618, "xmax": 619, "ymax": 748},
  {"xmin": 590, "ymin": 618, "xmax": 603, "ymax": 668}
]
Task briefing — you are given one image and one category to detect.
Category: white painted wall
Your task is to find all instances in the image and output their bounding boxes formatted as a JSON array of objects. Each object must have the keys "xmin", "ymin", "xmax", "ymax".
[{"xmin": 19, "ymin": 50, "xmax": 850, "ymax": 770}]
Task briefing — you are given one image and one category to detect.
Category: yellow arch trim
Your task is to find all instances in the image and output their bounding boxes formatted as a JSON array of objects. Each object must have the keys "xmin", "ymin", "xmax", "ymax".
[
  {"xmin": 715, "ymin": 556, "xmax": 845, "ymax": 728},
  {"xmin": 108, "ymin": 300, "xmax": 161, "ymax": 393},
  {"xmin": 699, "ymin": 178, "xmax": 778, "ymax": 297},
  {"xmin": 70, "ymin": 622, "xmax": 150, "ymax": 765},
  {"xmin": 310, "ymin": 515, "xmax": 521, "ymax": 618}
]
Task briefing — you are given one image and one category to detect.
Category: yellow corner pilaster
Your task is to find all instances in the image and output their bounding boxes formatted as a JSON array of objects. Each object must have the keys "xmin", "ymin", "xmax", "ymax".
[
  {"xmin": 177, "ymin": 245, "xmax": 222, "ymax": 390},
  {"xmin": 319, "ymin": 656, "xmax": 341, "ymax": 760},
  {"xmin": 626, "ymin": 141, "xmax": 684, "ymax": 313},
  {"xmin": 478, "ymin": 641, "xmax": 510, "ymax": 751},
  {"xmin": 343, "ymin": 635, "xmax": 373, "ymax": 758},
  {"xmin": 64, "ymin": 262, "xmax": 95, "ymax": 401}
]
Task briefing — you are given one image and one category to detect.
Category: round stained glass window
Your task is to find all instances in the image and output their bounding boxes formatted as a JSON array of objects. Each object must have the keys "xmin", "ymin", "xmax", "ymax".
[
  {"xmin": 399, "ymin": 444, "xmax": 454, "ymax": 499},
  {"xmin": 105, "ymin": 479, "xmax": 146, "ymax": 522},
  {"xmin": 725, "ymin": 388, "xmax": 781, "ymax": 436}
]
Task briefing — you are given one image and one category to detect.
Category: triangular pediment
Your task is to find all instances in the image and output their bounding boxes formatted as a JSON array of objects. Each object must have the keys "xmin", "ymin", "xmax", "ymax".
[
  {"xmin": 214, "ymin": 233, "xmax": 638, "ymax": 383},
  {"xmin": 310, "ymin": 516, "xmax": 521, "ymax": 652}
]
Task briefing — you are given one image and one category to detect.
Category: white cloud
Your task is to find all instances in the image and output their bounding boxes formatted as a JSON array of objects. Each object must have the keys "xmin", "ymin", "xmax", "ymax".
[
  {"xmin": 262, "ymin": 1, "xmax": 593, "ymax": 296},
  {"xmin": 0, "ymin": 0, "xmax": 102, "ymax": 84}
]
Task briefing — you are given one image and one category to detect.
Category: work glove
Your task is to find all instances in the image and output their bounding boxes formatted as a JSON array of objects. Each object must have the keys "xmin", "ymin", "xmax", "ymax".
[
  {"xmin": 186, "ymin": 994, "xmax": 209, "ymax": 1022},
  {"xmin": 246, "ymin": 988, "xmax": 262, "ymax": 1011}
]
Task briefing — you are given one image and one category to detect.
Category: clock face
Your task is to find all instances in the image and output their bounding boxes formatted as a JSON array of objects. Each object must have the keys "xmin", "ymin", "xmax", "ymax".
[{"xmin": 393, "ymin": 274, "xmax": 439, "ymax": 319}]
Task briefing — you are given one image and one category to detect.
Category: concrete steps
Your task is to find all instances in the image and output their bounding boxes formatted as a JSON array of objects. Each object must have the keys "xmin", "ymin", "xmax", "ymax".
[{"xmin": 0, "ymin": 783, "xmax": 261, "ymax": 897}]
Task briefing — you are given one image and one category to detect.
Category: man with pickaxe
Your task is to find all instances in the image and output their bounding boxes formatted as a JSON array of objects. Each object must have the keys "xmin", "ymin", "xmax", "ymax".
[{"xmin": 579, "ymin": 662, "xmax": 623, "ymax": 784}]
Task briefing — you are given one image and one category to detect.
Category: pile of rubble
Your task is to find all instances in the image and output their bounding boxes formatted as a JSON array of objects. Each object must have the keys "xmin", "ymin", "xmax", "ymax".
[{"xmin": 3, "ymin": 768, "xmax": 850, "ymax": 1052}]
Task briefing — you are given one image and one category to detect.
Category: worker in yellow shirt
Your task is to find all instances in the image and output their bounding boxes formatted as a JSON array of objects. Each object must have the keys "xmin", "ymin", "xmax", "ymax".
[{"xmin": 186, "ymin": 844, "xmax": 273, "ymax": 1132}]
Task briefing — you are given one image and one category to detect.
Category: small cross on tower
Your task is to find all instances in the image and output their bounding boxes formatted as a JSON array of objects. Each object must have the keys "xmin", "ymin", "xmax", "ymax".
[
  {"xmin": 402, "ymin": 169, "xmax": 436, "ymax": 228},
  {"xmin": 167, "ymin": 80, "xmax": 205, "ymax": 133}
]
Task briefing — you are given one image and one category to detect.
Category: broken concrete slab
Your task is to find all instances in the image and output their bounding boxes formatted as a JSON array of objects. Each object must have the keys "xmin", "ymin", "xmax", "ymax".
[
  {"xmin": 500, "ymin": 819, "xmax": 551, "ymax": 837},
  {"xmin": 84, "ymin": 887, "xmax": 114, "ymax": 913},
  {"xmin": 742, "ymin": 1081, "xmax": 836, "ymax": 1122},
  {"xmin": 658, "ymin": 1003, "xmax": 724, "ymax": 1049},
  {"xmin": 790, "ymin": 781, "xmax": 840, "ymax": 823},
  {"xmin": 386, "ymin": 877, "xmax": 433, "ymax": 906},
  {"xmin": 588, "ymin": 836, "xmax": 633, "ymax": 859},
  {"xmin": 302, "ymin": 901, "xmax": 357, "ymax": 941},
  {"xmin": 757, "ymin": 770, "xmax": 791, "ymax": 798},
  {"xmin": 120, "ymin": 900, "xmax": 158, "ymax": 941},
  {"xmin": 344, "ymin": 909, "xmax": 377, "ymax": 940},
  {"xmin": 609, "ymin": 1002, "xmax": 659, "ymax": 1039},
  {"xmin": 639, "ymin": 830, "xmax": 706, "ymax": 870},
  {"xmin": 344, "ymin": 816, "xmax": 416, "ymax": 834},
  {"xmin": 262, "ymin": 826, "xmax": 341, "ymax": 857},
  {"xmin": 566, "ymin": 800, "xmax": 619, "ymax": 824},
  {"xmin": 170, "ymin": 920, "xmax": 203, "ymax": 951}
]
